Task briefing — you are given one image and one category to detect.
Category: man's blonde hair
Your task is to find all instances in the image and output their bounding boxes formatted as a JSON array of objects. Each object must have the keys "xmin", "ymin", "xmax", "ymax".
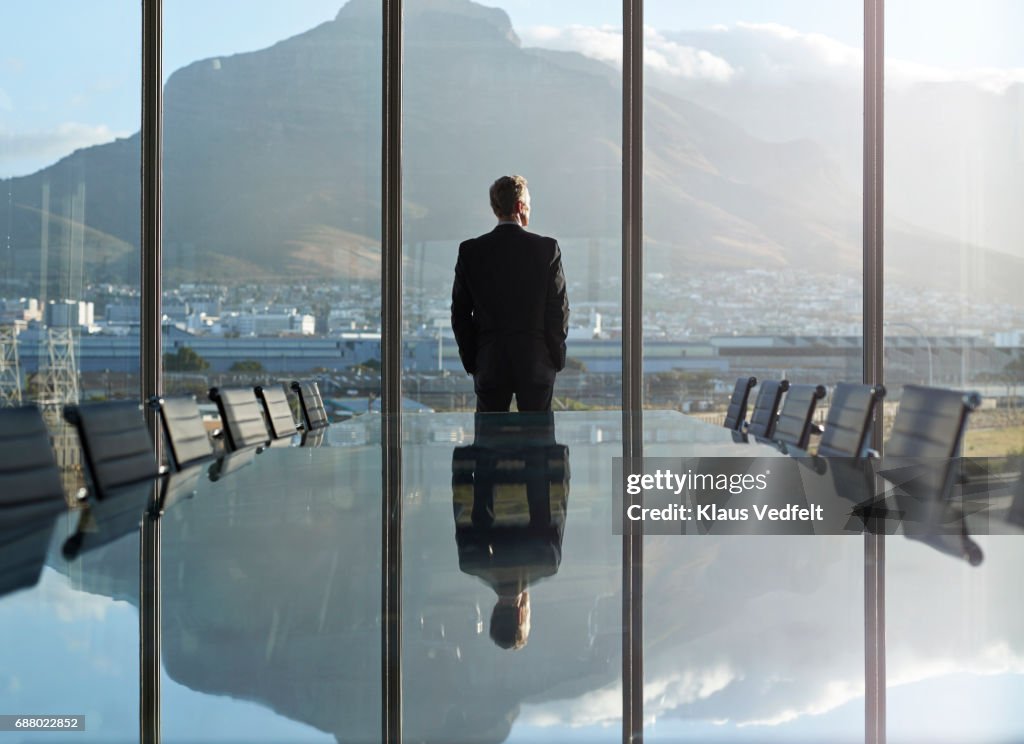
[{"xmin": 489, "ymin": 175, "xmax": 529, "ymax": 218}]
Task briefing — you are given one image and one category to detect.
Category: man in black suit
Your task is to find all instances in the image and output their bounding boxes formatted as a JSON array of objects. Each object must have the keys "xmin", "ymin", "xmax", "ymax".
[{"xmin": 451, "ymin": 175, "xmax": 570, "ymax": 412}]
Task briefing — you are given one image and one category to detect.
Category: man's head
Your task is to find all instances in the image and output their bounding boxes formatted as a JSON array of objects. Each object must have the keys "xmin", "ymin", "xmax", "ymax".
[
  {"xmin": 489, "ymin": 175, "xmax": 530, "ymax": 226},
  {"xmin": 489, "ymin": 590, "xmax": 531, "ymax": 650}
]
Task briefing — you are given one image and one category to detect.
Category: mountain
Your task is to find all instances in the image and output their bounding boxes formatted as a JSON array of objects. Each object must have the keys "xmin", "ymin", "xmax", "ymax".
[{"xmin": 1, "ymin": 0, "xmax": 1022, "ymax": 304}]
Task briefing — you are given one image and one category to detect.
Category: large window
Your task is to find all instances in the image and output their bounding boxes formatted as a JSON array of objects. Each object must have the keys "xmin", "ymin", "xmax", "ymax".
[
  {"xmin": 641, "ymin": 4, "xmax": 864, "ymax": 740},
  {"xmin": 6, "ymin": 2, "xmax": 1024, "ymax": 742},
  {"xmin": 162, "ymin": 1, "xmax": 382, "ymax": 418},
  {"xmin": 400, "ymin": 1, "xmax": 623, "ymax": 739},
  {"xmin": 401, "ymin": 0, "xmax": 622, "ymax": 412},
  {"xmin": 884, "ymin": 3, "xmax": 1024, "ymax": 741},
  {"xmin": 0, "ymin": 2, "xmax": 142, "ymax": 736}
]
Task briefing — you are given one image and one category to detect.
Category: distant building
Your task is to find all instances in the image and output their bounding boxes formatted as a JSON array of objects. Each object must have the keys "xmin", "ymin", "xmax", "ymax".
[
  {"xmin": 0, "ymin": 297, "xmax": 42, "ymax": 324},
  {"xmin": 229, "ymin": 310, "xmax": 315, "ymax": 336},
  {"xmin": 45, "ymin": 300, "xmax": 94, "ymax": 328},
  {"xmin": 105, "ymin": 303, "xmax": 141, "ymax": 324}
]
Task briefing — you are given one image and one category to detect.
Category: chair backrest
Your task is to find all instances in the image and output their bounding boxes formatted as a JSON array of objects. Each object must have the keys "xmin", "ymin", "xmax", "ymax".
[
  {"xmin": 884, "ymin": 384, "xmax": 981, "ymax": 499},
  {"xmin": 723, "ymin": 376, "xmax": 757, "ymax": 431},
  {"xmin": 0, "ymin": 406, "xmax": 65, "ymax": 510},
  {"xmin": 254, "ymin": 385, "xmax": 298, "ymax": 440},
  {"xmin": 291, "ymin": 380, "xmax": 329, "ymax": 431},
  {"xmin": 153, "ymin": 395, "xmax": 214, "ymax": 470},
  {"xmin": 64, "ymin": 401, "xmax": 159, "ymax": 498},
  {"xmin": 818, "ymin": 383, "xmax": 886, "ymax": 458},
  {"xmin": 887, "ymin": 385, "xmax": 979, "ymax": 459},
  {"xmin": 746, "ymin": 379, "xmax": 789, "ymax": 439},
  {"xmin": 208, "ymin": 387, "xmax": 270, "ymax": 452},
  {"xmin": 774, "ymin": 384, "xmax": 827, "ymax": 449}
]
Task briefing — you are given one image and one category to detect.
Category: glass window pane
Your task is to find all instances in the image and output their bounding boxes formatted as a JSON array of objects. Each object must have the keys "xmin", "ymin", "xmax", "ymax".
[
  {"xmin": 642, "ymin": 3, "xmax": 864, "ymax": 740},
  {"xmin": 0, "ymin": 4, "xmax": 142, "ymax": 736},
  {"xmin": 0, "ymin": 1, "xmax": 142, "ymax": 487},
  {"xmin": 401, "ymin": 0, "xmax": 623, "ymax": 740},
  {"xmin": 884, "ymin": 2, "xmax": 1024, "ymax": 741},
  {"xmin": 160, "ymin": 2, "xmax": 383, "ymax": 740},
  {"xmin": 402, "ymin": 0, "xmax": 621, "ymax": 413},
  {"xmin": 159, "ymin": 446, "xmax": 382, "ymax": 743},
  {"xmin": 162, "ymin": 1, "xmax": 382, "ymax": 420}
]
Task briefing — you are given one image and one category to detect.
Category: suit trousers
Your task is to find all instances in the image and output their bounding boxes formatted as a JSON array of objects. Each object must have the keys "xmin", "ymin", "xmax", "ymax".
[{"xmin": 473, "ymin": 336, "xmax": 556, "ymax": 413}]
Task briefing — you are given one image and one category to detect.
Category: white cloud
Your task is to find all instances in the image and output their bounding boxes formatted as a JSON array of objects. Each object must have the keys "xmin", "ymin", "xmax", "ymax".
[
  {"xmin": 516, "ymin": 538, "xmax": 1024, "ymax": 735},
  {"xmin": 521, "ymin": 20, "xmax": 1024, "ymax": 93},
  {"xmin": 523, "ymin": 24, "xmax": 622, "ymax": 67},
  {"xmin": 887, "ymin": 59, "xmax": 1024, "ymax": 93},
  {"xmin": 519, "ymin": 24, "xmax": 735, "ymax": 83},
  {"xmin": 0, "ymin": 122, "xmax": 126, "ymax": 178},
  {"xmin": 520, "ymin": 665, "xmax": 738, "ymax": 729},
  {"xmin": 644, "ymin": 27, "xmax": 736, "ymax": 82}
]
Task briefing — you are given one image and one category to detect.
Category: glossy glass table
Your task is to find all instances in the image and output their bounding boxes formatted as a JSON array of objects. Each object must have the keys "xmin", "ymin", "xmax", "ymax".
[{"xmin": 1, "ymin": 411, "xmax": 1021, "ymax": 743}]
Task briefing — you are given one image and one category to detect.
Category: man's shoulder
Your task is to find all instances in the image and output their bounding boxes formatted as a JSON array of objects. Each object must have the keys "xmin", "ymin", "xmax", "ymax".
[
  {"xmin": 460, "ymin": 226, "xmax": 559, "ymax": 254},
  {"xmin": 521, "ymin": 228, "xmax": 558, "ymax": 247}
]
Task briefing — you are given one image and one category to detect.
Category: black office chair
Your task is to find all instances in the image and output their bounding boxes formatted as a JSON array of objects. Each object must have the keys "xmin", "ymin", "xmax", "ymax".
[
  {"xmin": 0, "ymin": 405, "xmax": 66, "ymax": 518},
  {"xmin": 291, "ymin": 380, "xmax": 329, "ymax": 431},
  {"xmin": 817, "ymin": 383, "xmax": 886, "ymax": 459},
  {"xmin": 745, "ymin": 379, "xmax": 789, "ymax": 440},
  {"xmin": 883, "ymin": 384, "xmax": 982, "ymax": 565},
  {"xmin": 150, "ymin": 395, "xmax": 215, "ymax": 471},
  {"xmin": 64, "ymin": 401, "xmax": 161, "ymax": 499},
  {"xmin": 208, "ymin": 387, "xmax": 272, "ymax": 452},
  {"xmin": 254, "ymin": 384, "xmax": 300, "ymax": 441},
  {"xmin": 722, "ymin": 376, "xmax": 757, "ymax": 431},
  {"xmin": 886, "ymin": 384, "xmax": 979, "ymax": 465},
  {"xmin": 773, "ymin": 384, "xmax": 827, "ymax": 450}
]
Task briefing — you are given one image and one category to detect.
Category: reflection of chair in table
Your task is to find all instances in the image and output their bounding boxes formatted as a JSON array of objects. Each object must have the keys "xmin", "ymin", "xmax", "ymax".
[
  {"xmin": 62, "ymin": 466, "xmax": 204, "ymax": 560},
  {"xmin": 0, "ymin": 505, "xmax": 59, "ymax": 599},
  {"xmin": 0, "ymin": 404, "xmax": 67, "ymax": 517}
]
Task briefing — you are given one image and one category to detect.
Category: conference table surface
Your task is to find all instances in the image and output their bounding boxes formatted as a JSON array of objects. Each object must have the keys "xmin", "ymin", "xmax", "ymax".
[{"xmin": 1, "ymin": 411, "xmax": 1022, "ymax": 744}]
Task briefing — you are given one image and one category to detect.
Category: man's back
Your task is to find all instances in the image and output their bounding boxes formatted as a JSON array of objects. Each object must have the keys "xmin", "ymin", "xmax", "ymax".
[
  {"xmin": 455, "ymin": 224, "xmax": 562, "ymax": 340},
  {"xmin": 451, "ymin": 175, "xmax": 570, "ymax": 412}
]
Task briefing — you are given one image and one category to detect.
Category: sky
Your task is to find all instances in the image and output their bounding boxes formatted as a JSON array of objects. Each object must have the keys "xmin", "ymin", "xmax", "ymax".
[{"xmin": 2, "ymin": 0, "xmax": 1024, "ymax": 177}]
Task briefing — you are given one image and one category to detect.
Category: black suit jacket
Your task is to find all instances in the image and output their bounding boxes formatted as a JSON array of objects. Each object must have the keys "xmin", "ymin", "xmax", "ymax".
[{"xmin": 450, "ymin": 224, "xmax": 569, "ymax": 377}]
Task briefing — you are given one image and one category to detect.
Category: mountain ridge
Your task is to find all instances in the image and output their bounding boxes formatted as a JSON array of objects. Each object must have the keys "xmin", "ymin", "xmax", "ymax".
[{"xmin": 2, "ymin": 0, "xmax": 1020, "ymax": 304}]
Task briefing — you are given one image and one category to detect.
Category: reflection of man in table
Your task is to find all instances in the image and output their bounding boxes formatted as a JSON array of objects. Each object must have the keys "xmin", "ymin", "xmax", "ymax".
[
  {"xmin": 452, "ymin": 412, "xmax": 569, "ymax": 649},
  {"xmin": 451, "ymin": 175, "xmax": 570, "ymax": 412}
]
